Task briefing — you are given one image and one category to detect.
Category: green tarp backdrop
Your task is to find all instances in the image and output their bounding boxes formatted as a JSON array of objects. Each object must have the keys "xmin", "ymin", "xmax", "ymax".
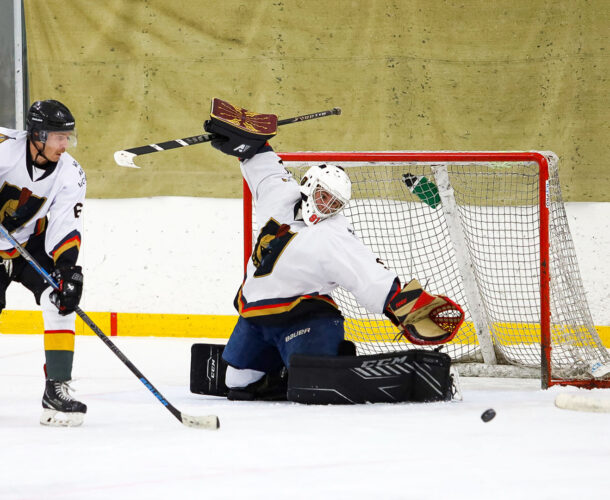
[{"xmin": 24, "ymin": 0, "xmax": 609, "ymax": 200}]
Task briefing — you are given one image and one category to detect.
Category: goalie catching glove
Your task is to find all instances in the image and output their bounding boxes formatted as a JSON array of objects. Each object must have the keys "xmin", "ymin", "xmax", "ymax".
[
  {"xmin": 385, "ymin": 279, "xmax": 464, "ymax": 345},
  {"xmin": 203, "ymin": 97, "xmax": 278, "ymax": 159}
]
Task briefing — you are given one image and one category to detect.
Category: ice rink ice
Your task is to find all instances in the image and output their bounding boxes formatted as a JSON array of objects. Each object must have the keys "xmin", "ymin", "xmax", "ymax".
[{"xmin": 2, "ymin": 334, "xmax": 610, "ymax": 499}]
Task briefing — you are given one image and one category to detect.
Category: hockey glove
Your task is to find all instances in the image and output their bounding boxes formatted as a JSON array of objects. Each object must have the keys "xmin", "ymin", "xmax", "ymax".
[
  {"xmin": 385, "ymin": 279, "xmax": 464, "ymax": 345},
  {"xmin": 203, "ymin": 97, "xmax": 277, "ymax": 159},
  {"xmin": 49, "ymin": 265, "xmax": 83, "ymax": 316}
]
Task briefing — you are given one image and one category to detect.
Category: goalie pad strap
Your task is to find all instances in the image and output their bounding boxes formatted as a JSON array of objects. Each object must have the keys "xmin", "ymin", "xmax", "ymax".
[{"xmin": 287, "ymin": 349, "xmax": 453, "ymax": 405}]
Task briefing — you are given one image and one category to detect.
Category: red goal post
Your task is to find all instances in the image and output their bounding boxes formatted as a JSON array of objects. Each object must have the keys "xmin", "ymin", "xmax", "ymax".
[{"xmin": 242, "ymin": 151, "xmax": 610, "ymax": 389}]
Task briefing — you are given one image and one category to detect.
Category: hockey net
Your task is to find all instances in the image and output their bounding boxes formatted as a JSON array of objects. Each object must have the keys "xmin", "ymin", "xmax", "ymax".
[{"xmin": 243, "ymin": 151, "xmax": 610, "ymax": 389}]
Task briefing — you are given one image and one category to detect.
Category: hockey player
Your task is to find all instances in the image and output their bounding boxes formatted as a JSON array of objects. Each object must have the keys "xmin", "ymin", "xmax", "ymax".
[
  {"xmin": 0, "ymin": 100, "xmax": 87, "ymax": 426},
  {"xmin": 197, "ymin": 98, "xmax": 463, "ymax": 402}
]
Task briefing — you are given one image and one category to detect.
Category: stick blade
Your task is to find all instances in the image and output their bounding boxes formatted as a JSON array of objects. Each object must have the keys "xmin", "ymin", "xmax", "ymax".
[
  {"xmin": 114, "ymin": 150, "xmax": 140, "ymax": 168},
  {"xmin": 555, "ymin": 393, "xmax": 610, "ymax": 413},
  {"xmin": 181, "ymin": 413, "xmax": 220, "ymax": 429}
]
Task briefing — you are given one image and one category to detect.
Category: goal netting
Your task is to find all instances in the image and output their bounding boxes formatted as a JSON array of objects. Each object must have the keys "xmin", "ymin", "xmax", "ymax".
[{"xmin": 243, "ymin": 151, "xmax": 610, "ymax": 388}]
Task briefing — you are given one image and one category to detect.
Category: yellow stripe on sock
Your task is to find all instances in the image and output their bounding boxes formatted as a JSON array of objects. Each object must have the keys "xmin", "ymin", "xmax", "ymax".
[{"xmin": 44, "ymin": 330, "xmax": 75, "ymax": 351}]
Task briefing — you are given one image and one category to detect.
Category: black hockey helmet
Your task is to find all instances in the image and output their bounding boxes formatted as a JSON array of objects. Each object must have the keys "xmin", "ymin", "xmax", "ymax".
[{"xmin": 26, "ymin": 100, "xmax": 75, "ymax": 143}]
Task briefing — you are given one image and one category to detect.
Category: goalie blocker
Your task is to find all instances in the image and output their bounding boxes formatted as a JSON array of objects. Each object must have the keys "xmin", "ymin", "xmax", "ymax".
[
  {"xmin": 191, "ymin": 343, "xmax": 454, "ymax": 404},
  {"xmin": 203, "ymin": 97, "xmax": 278, "ymax": 159}
]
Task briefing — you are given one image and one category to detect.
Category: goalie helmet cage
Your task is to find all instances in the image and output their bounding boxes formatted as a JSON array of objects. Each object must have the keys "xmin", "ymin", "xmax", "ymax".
[{"xmin": 242, "ymin": 151, "xmax": 610, "ymax": 389}]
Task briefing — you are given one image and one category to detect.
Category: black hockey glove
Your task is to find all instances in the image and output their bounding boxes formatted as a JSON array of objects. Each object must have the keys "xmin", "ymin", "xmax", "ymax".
[
  {"xmin": 49, "ymin": 266, "xmax": 83, "ymax": 316},
  {"xmin": 203, "ymin": 97, "xmax": 277, "ymax": 159}
]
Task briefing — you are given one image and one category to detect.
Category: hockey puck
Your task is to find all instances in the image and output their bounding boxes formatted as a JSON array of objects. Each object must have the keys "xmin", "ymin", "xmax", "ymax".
[{"xmin": 481, "ymin": 408, "xmax": 496, "ymax": 422}]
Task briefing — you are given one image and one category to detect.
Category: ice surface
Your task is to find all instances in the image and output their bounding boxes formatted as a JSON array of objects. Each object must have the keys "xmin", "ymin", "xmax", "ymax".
[{"xmin": 2, "ymin": 334, "xmax": 610, "ymax": 499}]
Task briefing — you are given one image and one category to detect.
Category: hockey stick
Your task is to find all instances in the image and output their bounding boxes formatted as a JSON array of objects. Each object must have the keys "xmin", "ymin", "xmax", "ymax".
[
  {"xmin": 0, "ymin": 223, "xmax": 219, "ymax": 430},
  {"xmin": 114, "ymin": 106, "xmax": 342, "ymax": 168}
]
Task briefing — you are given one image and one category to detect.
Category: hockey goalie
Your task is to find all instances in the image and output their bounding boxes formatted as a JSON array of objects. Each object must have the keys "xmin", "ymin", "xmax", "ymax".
[{"xmin": 191, "ymin": 98, "xmax": 464, "ymax": 404}]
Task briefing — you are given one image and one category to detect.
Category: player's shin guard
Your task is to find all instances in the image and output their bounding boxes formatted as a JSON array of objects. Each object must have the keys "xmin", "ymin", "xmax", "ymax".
[
  {"xmin": 287, "ymin": 349, "xmax": 453, "ymax": 404},
  {"xmin": 41, "ymin": 288, "xmax": 75, "ymax": 381}
]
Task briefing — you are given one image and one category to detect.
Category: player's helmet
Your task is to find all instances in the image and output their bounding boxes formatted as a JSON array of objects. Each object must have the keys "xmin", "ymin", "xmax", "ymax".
[
  {"xmin": 26, "ymin": 100, "xmax": 76, "ymax": 144},
  {"xmin": 299, "ymin": 164, "xmax": 351, "ymax": 226}
]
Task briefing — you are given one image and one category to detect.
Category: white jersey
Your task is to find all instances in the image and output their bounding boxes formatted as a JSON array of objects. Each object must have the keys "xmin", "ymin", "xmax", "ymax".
[
  {"xmin": 237, "ymin": 149, "xmax": 398, "ymax": 323},
  {"xmin": 0, "ymin": 127, "xmax": 86, "ymax": 263}
]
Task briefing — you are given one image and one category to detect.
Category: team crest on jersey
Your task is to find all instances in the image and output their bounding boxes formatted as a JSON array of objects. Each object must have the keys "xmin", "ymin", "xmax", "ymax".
[
  {"xmin": 0, "ymin": 133, "xmax": 16, "ymax": 144},
  {"xmin": 0, "ymin": 182, "xmax": 46, "ymax": 231}
]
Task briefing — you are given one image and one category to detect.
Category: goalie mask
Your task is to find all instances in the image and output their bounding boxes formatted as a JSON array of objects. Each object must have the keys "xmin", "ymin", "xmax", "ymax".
[{"xmin": 300, "ymin": 164, "xmax": 351, "ymax": 226}]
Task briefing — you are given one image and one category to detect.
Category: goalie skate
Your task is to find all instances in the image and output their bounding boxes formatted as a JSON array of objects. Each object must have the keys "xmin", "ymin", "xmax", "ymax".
[{"xmin": 40, "ymin": 380, "xmax": 87, "ymax": 427}]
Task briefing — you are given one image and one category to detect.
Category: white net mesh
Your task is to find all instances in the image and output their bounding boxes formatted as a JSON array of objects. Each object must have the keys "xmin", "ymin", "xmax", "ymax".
[{"xmin": 247, "ymin": 152, "xmax": 609, "ymax": 383}]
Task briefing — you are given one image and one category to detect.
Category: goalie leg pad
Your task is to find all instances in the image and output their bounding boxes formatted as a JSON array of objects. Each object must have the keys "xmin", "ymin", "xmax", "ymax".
[
  {"xmin": 190, "ymin": 343, "xmax": 288, "ymax": 401},
  {"xmin": 190, "ymin": 343, "xmax": 229, "ymax": 397},
  {"xmin": 410, "ymin": 349, "xmax": 453, "ymax": 402},
  {"xmin": 287, "ymin": 350, "xmax": 417, "ymax": 404},
  {"xmin": 287, "ymin": 349, "xmax": 454, "ymax": 404}
]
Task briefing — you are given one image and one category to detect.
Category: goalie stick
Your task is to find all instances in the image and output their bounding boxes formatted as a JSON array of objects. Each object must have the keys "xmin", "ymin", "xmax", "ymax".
[
  {"xmin": 0, "ymin": 223, "xmax": 219, "ymax": 430},
  {"xmin": 114, "ymin": 106, "xmax": 342, "ymax": 168}
]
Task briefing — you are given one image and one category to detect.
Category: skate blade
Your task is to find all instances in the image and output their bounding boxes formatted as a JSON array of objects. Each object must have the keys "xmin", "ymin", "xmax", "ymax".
[{"xmin": 40, "ymin": 409, "xmax": 85, "ymax": 427}]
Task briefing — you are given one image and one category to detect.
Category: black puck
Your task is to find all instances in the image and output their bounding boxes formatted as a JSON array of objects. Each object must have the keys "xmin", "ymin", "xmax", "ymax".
[{"xmin": 481, "ymin": 408, "xmax": 496, "ymax": 422}]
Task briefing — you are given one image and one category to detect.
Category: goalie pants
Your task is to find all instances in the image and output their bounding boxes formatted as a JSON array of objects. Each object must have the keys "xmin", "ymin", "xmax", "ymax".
[
  {"xmin": 222, "ymin": 315, "xmax": 345, "ymax": 374},
  {"xmin": 0, "ymin": 230, "xmax": 76, "ymax": 381}
]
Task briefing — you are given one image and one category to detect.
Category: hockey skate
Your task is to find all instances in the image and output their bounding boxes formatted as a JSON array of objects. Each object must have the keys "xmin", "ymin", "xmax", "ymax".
[{"xmin": 40, "ymin": 379, "xmax": 87, "ymax": 427}]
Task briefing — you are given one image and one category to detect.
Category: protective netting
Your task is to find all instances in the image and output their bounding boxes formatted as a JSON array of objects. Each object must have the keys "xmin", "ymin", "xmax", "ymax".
[{"xmin": 248, "ymin": 152, "xmax": 609, "ymax": 382}]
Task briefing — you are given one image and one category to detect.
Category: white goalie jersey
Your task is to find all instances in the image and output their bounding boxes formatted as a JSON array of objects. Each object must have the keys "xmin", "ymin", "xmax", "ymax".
[
  {"xmin": 0, "ymin": 127, "xmax": 86, "ymax": 263},
  {"xmin": 236, "ymin": 148, "xmax": 398, "ymax": 323}
]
